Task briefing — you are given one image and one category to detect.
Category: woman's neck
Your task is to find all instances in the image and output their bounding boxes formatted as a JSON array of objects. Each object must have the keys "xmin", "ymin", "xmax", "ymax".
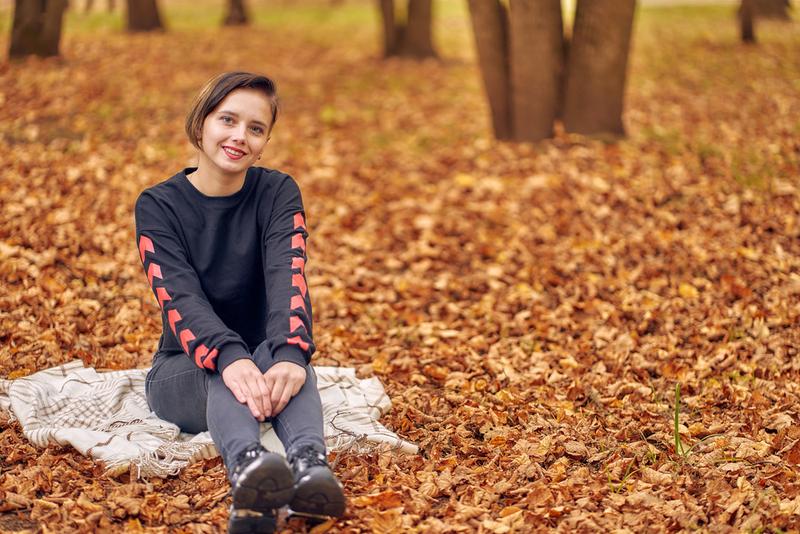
[{"xmin": 188, "ymin": 163, "xmax": 246, "ymax": 197}]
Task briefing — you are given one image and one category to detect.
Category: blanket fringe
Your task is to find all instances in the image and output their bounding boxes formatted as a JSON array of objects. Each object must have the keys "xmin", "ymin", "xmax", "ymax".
[{"xmin": 105, "ymin": 441, "xmax": 213, "ymax": 479}]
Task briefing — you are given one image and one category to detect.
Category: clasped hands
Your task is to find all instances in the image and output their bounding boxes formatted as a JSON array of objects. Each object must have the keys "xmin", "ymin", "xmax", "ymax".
[{"xmin": 221, "ymin": 359, "xmax": 307, "ymax": 421}]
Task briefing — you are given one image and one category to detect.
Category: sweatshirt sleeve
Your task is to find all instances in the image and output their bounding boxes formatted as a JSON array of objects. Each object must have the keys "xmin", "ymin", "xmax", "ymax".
[
  {"xmin": 263, "ymin": 176, "xmax": 316, "ymax": 368},
  {"xmin": 135, "ymin": 193, "xmax": 252, "ymax": 374}
]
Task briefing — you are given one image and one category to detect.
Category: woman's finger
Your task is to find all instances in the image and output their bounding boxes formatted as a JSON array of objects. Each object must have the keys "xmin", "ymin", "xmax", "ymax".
[
  {"xmin": 229, "ymin": 382, "xmax": 246, "ymax": 404},
  {"xmin": 274, "ymin": 387, "xmax": 293, "ymax": 417},
  {"xmin": 270, "ymin": 374, "xmax": 287, "ymax": 408},
  {"xmin": 255, "ymin": 375, "xmax": 273, "ymax": 418},
  {"xmin": 242, "ymin": 383, "xmax": 262, "ymax": 420},
  {"xmin": 248, "ymin": 375, "xmax": 270, "ymax": 419}
]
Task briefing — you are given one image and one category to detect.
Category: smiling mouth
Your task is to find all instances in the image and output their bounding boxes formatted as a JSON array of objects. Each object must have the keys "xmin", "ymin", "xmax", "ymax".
[{"xmin": 223, "ymin": 146, "xmax": 246, "ymax": 158}]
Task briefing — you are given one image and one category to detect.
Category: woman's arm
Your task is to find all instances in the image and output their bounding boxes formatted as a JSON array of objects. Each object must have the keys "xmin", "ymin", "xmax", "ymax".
[
  {"xmin": 262, "ymin": 176, "xmax": 316, "ymax": 367},
  {"xmin": 261, "ymin": 176, "xmax": 316, "ymax": 414}
]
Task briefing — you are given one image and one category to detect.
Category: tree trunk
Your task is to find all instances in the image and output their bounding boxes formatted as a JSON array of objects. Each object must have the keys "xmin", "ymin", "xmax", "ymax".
[
  {"xmin": 740, "ymin": 0, "xmax": 757, "ymax": 42},
  {"xmin": 562, "ymin": 0, "xmax": 636, "ymax": 137},
  {"xmin": 467, "ymin": 0, "xmax": 512, "ymax": 140},
  {"xmin": 126, "ymin": 0, "xmax": 163, "ymax": 31},
  {"xmin": 378, "ymin": 0, "xmax": 436, "ymax": 58},
  {"xmin": 223, "ymin": 0, "xmax": 249, "ymax": 25},
  {"xmin": 402, "ymin": 0, "xmax": 436, "ymax": 58},
  {"xmin": 509, "ymin": 0, "xmax": 564, "ymax": 141},
  {"xmin": 9, "ymin": 0, "xmax": 68, "ymax": 58},
  {"xmin": 379, "ymin": 0, "xmax": 400, "ymax": 56}
]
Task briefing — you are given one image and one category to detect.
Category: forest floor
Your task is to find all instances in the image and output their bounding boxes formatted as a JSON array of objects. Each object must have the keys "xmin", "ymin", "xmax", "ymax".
[{"xmin": 1, "ymin": 1, "xmax": 800, "ymax": 532}]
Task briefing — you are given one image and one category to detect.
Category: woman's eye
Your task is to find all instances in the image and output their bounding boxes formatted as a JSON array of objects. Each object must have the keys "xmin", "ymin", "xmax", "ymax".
[
  {"xmin": 221, "ymin": 115, "xmax": 233, "ymax": 124},
  {"xmin": 250, "ymin": 126, "xmax": 264, "ymax": 134}
]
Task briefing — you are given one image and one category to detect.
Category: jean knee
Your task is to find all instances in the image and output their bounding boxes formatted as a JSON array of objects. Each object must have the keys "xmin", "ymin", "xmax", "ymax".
[{"xmin": 147, "ymin": 367, "xmax": 209, "ymax": 434}]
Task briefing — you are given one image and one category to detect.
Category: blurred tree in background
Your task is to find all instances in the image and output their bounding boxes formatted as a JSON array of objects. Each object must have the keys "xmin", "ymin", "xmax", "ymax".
[
  {"xmin": 223, "ymin": 0, "xmax": 249, "ymax": 26},
  {"xmin": 469, "ymin": 0, "xmax": 635, "ymax": 142},
  {"xmin": 126, "ymin": 0, "xmax": 163, "ymax": 31},
  {"xmin": 9, "ymin": 0, "xmax": 68, "ymax": 58},
  {"xmin": 378, "ymin": 0, "xmax": 437, "ymax": 58}
]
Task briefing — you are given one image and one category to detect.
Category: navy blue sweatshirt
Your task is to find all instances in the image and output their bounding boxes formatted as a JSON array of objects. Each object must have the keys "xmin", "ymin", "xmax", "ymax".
[{"xmin": 134, "ymin": 166, "xmax": 314, "ymax": 373}]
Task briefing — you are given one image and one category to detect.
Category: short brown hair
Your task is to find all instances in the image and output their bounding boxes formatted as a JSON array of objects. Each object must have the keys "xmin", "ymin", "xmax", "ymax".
[{"xmin": 185, "ymin": 72, "xmax": 279, "ymax": 150}]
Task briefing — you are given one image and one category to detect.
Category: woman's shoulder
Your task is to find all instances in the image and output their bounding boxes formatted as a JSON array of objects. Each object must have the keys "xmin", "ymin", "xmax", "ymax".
[
  {"xmin": 136, "ymin": 169, "xmax": 187, "ymax": 204},
  {"xmin": 252, "ymin": 166, "xmax": 295, "ymax": 186}
]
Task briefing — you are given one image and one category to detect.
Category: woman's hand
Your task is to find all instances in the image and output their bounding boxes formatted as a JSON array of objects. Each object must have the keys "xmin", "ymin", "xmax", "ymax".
[
  {"xmin": 222, "ymin": 358, "xmax": 272, "ymax": 421},
  {"xmin": 263, "ymin": 362, "xmax": 307, "ymax": 417}
]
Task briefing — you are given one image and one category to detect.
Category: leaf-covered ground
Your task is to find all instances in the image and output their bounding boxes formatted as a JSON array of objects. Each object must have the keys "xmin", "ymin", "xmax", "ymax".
[{"xmin": 1, "ymin": 2, "xmax": 800, "ymax": 532}]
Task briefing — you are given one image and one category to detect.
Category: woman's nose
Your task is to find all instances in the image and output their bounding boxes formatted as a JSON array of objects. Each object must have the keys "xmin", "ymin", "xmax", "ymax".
[{"xmin": 231, "ymin": 125, "xmax": 247, "ymax": 142}]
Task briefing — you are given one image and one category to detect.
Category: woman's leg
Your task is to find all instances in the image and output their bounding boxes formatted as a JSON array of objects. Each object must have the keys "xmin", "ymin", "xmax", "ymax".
[
  {"xmin": 250, "ymin": 342, "xmax": 326, "ymax": 454},
  {"xmin": 145, "ymin": 354, "xmax": 260, "ymax": 477},
  {"xmin": 250, "ymin": 344, "xmax": 345, "ymax": 517}
]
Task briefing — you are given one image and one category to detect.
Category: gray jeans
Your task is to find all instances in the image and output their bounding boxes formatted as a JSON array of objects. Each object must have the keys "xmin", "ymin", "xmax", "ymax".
[{"xmin": 144, "ymin": 341, "xmax": 325, "ymax": 481}]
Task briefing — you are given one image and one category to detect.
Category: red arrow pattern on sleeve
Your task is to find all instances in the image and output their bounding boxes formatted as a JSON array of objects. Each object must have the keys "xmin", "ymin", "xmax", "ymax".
[
  {"xmin": 287, "ymin": 213, "xmax": 311, "ymax": 351},
  {"xmin": 138, "ymin": 234, "xmax": 220, "ymax": 372}
]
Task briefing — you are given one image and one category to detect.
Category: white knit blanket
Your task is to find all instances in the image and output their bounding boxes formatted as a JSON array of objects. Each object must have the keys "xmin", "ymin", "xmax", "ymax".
[{"xmin": 0, "ymin": 361, "xmax": 417, "ymax": 478}]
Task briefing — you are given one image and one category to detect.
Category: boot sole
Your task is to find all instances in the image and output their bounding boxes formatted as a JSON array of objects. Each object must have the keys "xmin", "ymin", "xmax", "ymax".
[
  {"xmin": 232, "ymin": 453, "xmax": 295, "ymax": 512},
  {"xmin": 228, "ymin": 507, "xmax": 277, "ymax": 534},
  {"xmin": 290, "ymin": 466, "xmax": 346, "ymax": 518}
]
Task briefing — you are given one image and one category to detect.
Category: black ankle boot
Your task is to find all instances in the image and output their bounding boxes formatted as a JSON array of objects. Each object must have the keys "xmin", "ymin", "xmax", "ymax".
[
  {"xmin": 287, "ymin": 444, "xmax": 346, "ymax": 518},
  {"xmin": 228, "ymin": 444, "xmax": 295, "ymax": 533}
]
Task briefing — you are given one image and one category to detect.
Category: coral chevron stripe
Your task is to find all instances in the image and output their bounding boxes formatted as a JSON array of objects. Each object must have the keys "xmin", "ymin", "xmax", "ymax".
[
  {"xmin": 291, "ymin": 257, "xmax": 305, "ymax": 274},
  {"xmin": 293, "ymin": 213, "xmax": 306, "ymax": 230},
  {"xmin": 289, "ymin": 316, "xmax": 305, "ymax": 333},
  {"xmin": 290, "ymin": 295, "xmax": 307, "ymax": 315},
  {"xmin": 147, "ymin": 263, "xmax": 163, "ymax": 286},
  {"xmin": 194, "ymin": 344, "xmax": 209, "ymax": 368},
  {"xmin": 287, "ymin": 336, "xmax": 310, "ymax": 351},
  {"xmin": 179, "ymin": 329, "xmax": 196, "ymax": 354},
  {"xmin": 167, "ymin": 309, "xmax": 182, "ymax": 335},
  {"xmin": 291, "ymin": 234, "xmax": 306, "ymax": 252},
  {"xmin": 155, "ymin": 287, "xmax": 171, "ymax": 308},
  {"xmin": 204, "ymin": 349, "xmax": 219, "ymax": 371},
  {"xmin": 291, "ymin": 274, "xmax": 307, "ymax": 297},
  {"xmin": 138, "ymin": 236, "xmax": 154, "ymax": 262}
]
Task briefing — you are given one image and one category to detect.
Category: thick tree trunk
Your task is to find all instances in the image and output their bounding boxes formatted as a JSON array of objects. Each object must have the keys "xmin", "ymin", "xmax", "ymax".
[
  {"xmin": 402, "ymin": 0, "xmax": 436, "ymax": 58},
  {"xmin": 126, "ymin": 0, "xmax": 163, "ymax": 31},
  {"xmin": 467, "ymin": 0, "xmax": 512, "ymax": 140},
  {"xmin": 223, "ymin": 0, "xmax": 249, "ymax": 25},
  {"xmin": 740, "ymin": 0, "xmax": 757, "ymax": 42},
  {"xmin": 379, "ymin": 0, "xmax": 400, "ymax": 56},
  {"xmin": 9, "ymin": 0, "xmax": 68, "ymax": 58},
  {"xmin": 509, "ymin": 0, "xmax": 564, "ymax": 141},
  {"xmin": 378, "ymin": 0, "xmax": 436, "ymax": 58},
  {"xmin": 562, "ymin": 0, "xmax": 636, "ymax": 137}
]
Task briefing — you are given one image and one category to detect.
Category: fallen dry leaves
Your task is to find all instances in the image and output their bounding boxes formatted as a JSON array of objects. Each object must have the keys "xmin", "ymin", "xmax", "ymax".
[{"xmin": 1, "ymin": 4, "xmax": 800, "ymax": 533}]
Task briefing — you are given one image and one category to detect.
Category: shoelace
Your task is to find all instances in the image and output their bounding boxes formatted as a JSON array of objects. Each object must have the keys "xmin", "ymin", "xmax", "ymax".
[{"xmin": 291, "ymin": 447, "xmax": 328, "ymax": 468}]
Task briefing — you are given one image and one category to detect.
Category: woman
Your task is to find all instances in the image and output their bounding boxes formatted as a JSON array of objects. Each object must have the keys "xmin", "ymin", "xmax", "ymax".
[{"xmin": 135, "ymin": 71, "xmax": 345, "ymax": 533}]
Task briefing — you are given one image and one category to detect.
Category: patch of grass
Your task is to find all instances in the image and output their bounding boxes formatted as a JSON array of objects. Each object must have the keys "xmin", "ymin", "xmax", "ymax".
[
  {"xmin": 635, "ymin": 4, "xmax": 743, "ymax": 40},
  {"xmin": 641, "ymin": 125, "xmax": 685, "ymax": 156},
  {"xmin": 673, "ymin": 383, "xmax": 723, "ymax": 461},
  {"xmin": 607, "ymin": 459, "xmax": 639, "ymax": 494},
  {"xmin": 731, "ymin": 148, "xmax": 777, "ymax": 191},
  {"xmin": 0, "ymin": 1, "xmax": 374, "ymax": 36},
  {"xmin": 694, "ymin": 140, "xmax": 724, "ymax": 165}
]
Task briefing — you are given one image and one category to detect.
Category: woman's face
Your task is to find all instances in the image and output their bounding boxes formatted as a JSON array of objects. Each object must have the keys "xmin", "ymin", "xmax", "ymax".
[{"xmin": 197, "ymin": 88, "xmax": 273, "ymax": 179}]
